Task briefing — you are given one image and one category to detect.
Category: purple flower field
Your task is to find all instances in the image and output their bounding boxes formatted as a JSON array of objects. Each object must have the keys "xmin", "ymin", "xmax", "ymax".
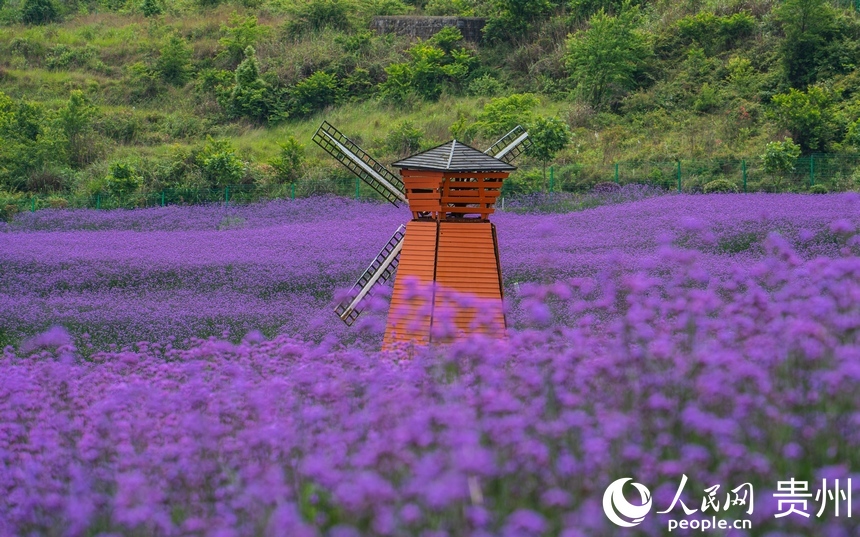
[{"xmin": 1, "ymin": 192, "xmax": 860, "ymax": 535}]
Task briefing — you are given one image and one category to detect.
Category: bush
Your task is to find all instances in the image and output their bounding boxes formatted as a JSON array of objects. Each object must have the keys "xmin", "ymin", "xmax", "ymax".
[
  {"xmin": 269, "ymin": 136, "xmax": 305, "ymax": 183},
  {"xmin": 156, "ymin": 36, "xmax": 193, "ymax": 86},
  {"xmin": 289, "ymin": 71, "xmax": 339, "ymax": 117},
  {"xmin": 21, "ymin": 0, "xmax": 57, "ymax": 24},
  {"xmin": 385, "ymin": 121, "xmax": 423, "ymax": 156},
  {"xmin": 809, "ymin": 184, "xmax": 829, "ymax": 194},
  {"xmin": 703, "ymin": 178, "xmax": 739, "ymax": 193},
  {"xmin": 106, "ymin": 161, "xmax": 142, "ymax": 199},
  {"xmin": 282, "ymin": 0, "xmax": 354, "ymax": 37},
  {"xmin": 197, "ymin": 138, "xmax": 245, "ymax": 187}
]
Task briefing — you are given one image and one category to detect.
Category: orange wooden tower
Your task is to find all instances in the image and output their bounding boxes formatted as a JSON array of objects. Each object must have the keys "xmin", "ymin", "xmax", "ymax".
[
  {"xmin": 382, "ymin": 141, "xmax": 514, "ymax": 346},
  {"xmin": 312, "ymin": 121, "xmax": 531, "ymax": 347}
]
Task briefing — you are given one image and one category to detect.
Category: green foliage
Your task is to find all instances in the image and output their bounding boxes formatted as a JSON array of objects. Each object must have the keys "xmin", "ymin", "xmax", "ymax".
[
  {"xmin": 452, "ymin": 93, "xmax": 539, "ymax": 142},
  {"xmin": 219, "ymin": 14, "xmax": 270, "ymax": 66},
  {"xmin": 380, "ymin": 28, "xmax": 477, "ymax": 103},
  {"xmin": 0, "ymin": 94, "xmax": 57, "ymax": 191},
  {"xmin": 527, "ymin": 115, "xmax": 570, "ymax": 184},
  {"xmin": 703, "ymin": 178, "xmax": 738, "ymax": 193},
  {"xmin": 565, "ymin": 2, "xmax": 651, "ymax": 110},
  {"xmin": 269, "ymin": 136, "xmax": 305, "ymax": 183},
  {"xmin": 197, "ymin": 138, "xmax": 244, "ymax": 187},
  {"xmin": 385, "ymin": 121, "xmax": 423, "ymax": 156},
  {"xmin": 21, "ymin": 0, "xmax": 57, "ymax": 24},
  {"xmin": 761, "ymin": 137, "xmax": 801, "ymax": 189},
  {"xmin": 228, "ymin": 46, "xmax": 273, "ymax": 123},
  {"xmin": 774, "ymin": 0, "xmax": 837, "ymax": 88},
  {"xmin": 771, "ymin": 86, "xmax": 836, "ymax": 153},
  {"xmin": 809, "ymin": 183, "xmax": 829, "ymax": 194},
  {"xmin": 156, "ymin": 35, "xmax": 193, "ymax": 86},
  {"xmin": 290, "ymin": 71, "xmax": 339, "ymax": 117},
  {"xmin": 59, "ymin": 90, "xmax": 97, "ymax": 169},
  {"xmin": 483, "ymin": 0, "xmax": 556, "ymax": 42},
  {"xmin": 106, "ymin": 161, "xmax": 142, "ymax": 198},
  {"xmin": 126, "ymin": 62, "xmax": 164, "ymax": 102},
  {"xmin": 45, "ymin": 44, "xmax": 98, "ymax": 70},
  {"xmin": 467, "ymin": 74, "xmax": 504, "ymax": 96},
  {"xmin": 282, "ymin": 0, "xmax": 354, "ymax": 36},
  {"xmin": 141, "ymin": 0, "xmax": 162, "ymax": 16},
  {"xmin": 672, "ymin": 11, "xmax": 756, "ymax": 56}
]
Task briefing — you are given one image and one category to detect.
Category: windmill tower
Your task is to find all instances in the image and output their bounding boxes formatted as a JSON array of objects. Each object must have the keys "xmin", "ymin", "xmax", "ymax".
[{"xmin": 312, "ymin": 122, "xmax": 531, "ymax": 347}]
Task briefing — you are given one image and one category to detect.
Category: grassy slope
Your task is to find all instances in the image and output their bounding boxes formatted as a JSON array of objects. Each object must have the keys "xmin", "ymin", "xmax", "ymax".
[{"xmin": 0, "ymin": 0, "xmax": 859, "ymax": 200}]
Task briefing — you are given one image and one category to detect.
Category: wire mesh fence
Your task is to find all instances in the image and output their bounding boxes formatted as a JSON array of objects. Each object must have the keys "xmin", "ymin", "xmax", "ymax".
[{"xmin": 3, "ymin": 154, "xmax": 859, "ymax": 218}]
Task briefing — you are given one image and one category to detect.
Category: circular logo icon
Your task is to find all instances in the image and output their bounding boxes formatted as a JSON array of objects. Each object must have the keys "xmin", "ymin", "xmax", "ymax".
[{"xmin": 603, "ymin": 478, "xmax": 653, "ymax": 527}]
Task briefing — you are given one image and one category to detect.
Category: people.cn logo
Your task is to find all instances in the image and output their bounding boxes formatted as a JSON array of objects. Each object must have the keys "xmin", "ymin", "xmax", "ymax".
[{"xmin": 603, "ymin": 478, "xmax": 653, "ymax": 527}]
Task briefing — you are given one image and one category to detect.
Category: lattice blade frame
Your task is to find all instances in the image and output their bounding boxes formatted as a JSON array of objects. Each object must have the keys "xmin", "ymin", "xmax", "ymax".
[
  {"xmin": 485, "ymin": 125, "xmax": 533, "ymax": 164},
  {"xmin": 313, "ymin": 121, "xmax": 407, "ymax": 206},
  {"xmin": 335, "ymin": 225, "xmax": 406, "ymax": 325}
]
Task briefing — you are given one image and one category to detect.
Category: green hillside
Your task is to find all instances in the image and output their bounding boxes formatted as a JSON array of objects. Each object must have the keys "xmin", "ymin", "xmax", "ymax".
[{"xmin": 1, "ymin": 0, "xmax": 860, "ymax": 210}]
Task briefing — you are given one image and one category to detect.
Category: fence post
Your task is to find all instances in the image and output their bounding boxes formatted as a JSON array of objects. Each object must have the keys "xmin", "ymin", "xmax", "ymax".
[
  {"xmin": 809, "ymin": 155, "xmax": 815, "ymax": 187},
  {"xmin": 355, "ymin": 177, "xmax": 360, "ymax": 199},
  {"xmin": 30, "ymin": 197, "xmax": 35, "ymax": 212},
  {"xmin": 614, "ymin": 163, "xmax": 619, "ymax": 184},
  {"xmin": 96, "ymin": 193, "xmax": 101, "ymax": 210},
  {"xmin": 161, "ymin": 191, "xmax": 165, "ymax": 207},
  {"xmin": 676, "ymin": 160, "xmax": 682, "ymax": 192},
  {"xmin": 742, "ymin": 159, "xmax": 747, "ymax": 192},
  {"xmin": 549, "ymin": 166, "xmax": 554, "ymax": 193},
  {"xmin": 291, "ymin": 183, "xmax": 296, "ymax": 200}
]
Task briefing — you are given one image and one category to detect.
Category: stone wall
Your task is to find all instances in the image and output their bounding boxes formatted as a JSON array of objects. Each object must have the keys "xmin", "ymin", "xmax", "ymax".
[{"xmin": 370, "ymin": 16, "xmax": 486, "ymax": 42}]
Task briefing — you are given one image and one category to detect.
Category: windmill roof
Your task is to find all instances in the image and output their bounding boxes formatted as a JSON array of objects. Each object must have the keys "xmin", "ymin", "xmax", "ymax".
[{"xmin": 391, "ymin": 140, "xmax": 516, "ymax": 172}]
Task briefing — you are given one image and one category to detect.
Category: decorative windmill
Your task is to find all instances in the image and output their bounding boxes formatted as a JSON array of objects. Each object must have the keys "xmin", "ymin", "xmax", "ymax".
[{"xmin": 313, "ymin": 121, "xmax": 531, "ymax": 346}]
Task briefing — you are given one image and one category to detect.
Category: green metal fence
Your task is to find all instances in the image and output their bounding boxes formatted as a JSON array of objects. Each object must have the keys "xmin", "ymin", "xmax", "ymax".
[
  {"xmin": 3, "ymin": 154, "xmax": 860, "ymax": 218},
  {"xmin": 547, "ymin": 154, "xmax": 860, "ymax": 194}
]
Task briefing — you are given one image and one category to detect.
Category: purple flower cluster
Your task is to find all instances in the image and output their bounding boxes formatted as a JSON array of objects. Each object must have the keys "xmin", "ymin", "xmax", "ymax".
[
  {"xmin": 2, "ymin": 193, "xmax": 858, "ymax": 350},
  {"xmin": 2, "ymin": 219, "xmax": 860, "ymax": 534},
  {"xmin": 1, "ymin": 193, "xmax": 859, "ymax": 534}
]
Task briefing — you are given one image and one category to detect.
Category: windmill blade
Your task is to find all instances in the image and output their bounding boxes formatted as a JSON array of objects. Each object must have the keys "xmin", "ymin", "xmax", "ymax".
[
  {"xmin": 485, "ymin": 125, "xmax": 533, "ymax": 164},
  {"xmin": 313, "ymin": 121, "xmax": 407, "ymax": 206},
  {"xmin": 335, "ymin": 224, "xmax": 406, "ymax": 326}
]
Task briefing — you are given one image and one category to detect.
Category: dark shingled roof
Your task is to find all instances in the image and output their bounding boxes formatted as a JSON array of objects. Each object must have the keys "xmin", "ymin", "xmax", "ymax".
[{"xmin": 391, "ymin": 140, "xmax": 516, "ymax": 172}]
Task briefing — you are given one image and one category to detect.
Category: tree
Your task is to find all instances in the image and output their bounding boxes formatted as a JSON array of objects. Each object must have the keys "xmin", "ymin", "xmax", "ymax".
[
  {"xmin": 452, "ymin": 93, "xmax": 540, "ymax": 142},
  {"xmin": 228, "ymin": 46, "xmax": 272, "ymax": 123},
  {"xmin": 565, "ymin": 2, "xmax": 651, "ymax": 110},
  {"xmin": 771, "ymin": 85, "xmax": 836, "ymax": 153},
  {"xmin": 761, "ymin": 137, "xmax": 801, "ymax": 191},
  {"xmin": 156, "ymin": 36, "xmax": 193, "ymax": 86},
  {"xmin": 527, "ymin": 116, "xmax": 571, "ymax": 189},
  {"xmin": 773, "ymin": 0, "xmax": 837, "ymax": 88}
]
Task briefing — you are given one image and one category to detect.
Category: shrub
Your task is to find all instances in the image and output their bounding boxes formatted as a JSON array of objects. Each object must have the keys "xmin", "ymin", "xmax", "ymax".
[
  {"xmin": 282, "ymin": 0, "xmax": 354, "ymax": 37},
  {"xmin": 197, "ymin": 138, "xmax": 245, "ymax": 187},
  {"xmin": 809, "ymin": 184, "xmax": 829, "ymax": 194},
  {"xmin": 106, "ymin": 161, "xmax": 142, "ymax": 199},
  {"xmin": 761, "ymin": 137, "xmax": 801, "ymax": 191},
  {"xmin": 21, "ymin": 0, "xmax": 57, "ymax": 24},
  {"xmin": 141, "ymin": 0, "xmax": 162, "ymax": 16},
  {"xmin": 467, "ymin": 74, "xmax": 504, "ymax": 97},
  {"xmin": 703, "ymin": 178, "xmax": 739, "ymax": 193},
  {"xmin": 385, "ymin": 121, "xmax": 423, "ymax": 156},
  {"xmin": 289, "ymin": 71, "xmax": 339, "ymax": 117},
  {"xmin": 218, "ymin": 15, "xmax": 270, "ymax": 67},
  {"xmin": 156, "ymin": 36, "xmax": 193, "ymax": 86},
  {"xmin": 228, "ymin": 47, "xmax": 273, "ymax": 123},
  {"xmin": 269, "ymin": 136, "xmax": 305, "ymax": 183}
]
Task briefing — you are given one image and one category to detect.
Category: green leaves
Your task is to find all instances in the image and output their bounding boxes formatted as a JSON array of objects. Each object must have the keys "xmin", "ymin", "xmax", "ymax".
[
  {"xmin": 379, "ymin": 28, "xmax": 477, "ymax": 103},
  {"xmin": 771, "ymin": 86, "xmax": 836, "ymax": 153},
  {"xmin": 565, "ymin": 2, "xmax": 651, "ymax": 110}
]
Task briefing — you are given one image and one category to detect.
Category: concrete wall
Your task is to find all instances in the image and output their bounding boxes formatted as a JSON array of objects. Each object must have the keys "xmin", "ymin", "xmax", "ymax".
[{"xmin": 370, "ymin": 16, "xmax": 486, "ymax": 42}]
